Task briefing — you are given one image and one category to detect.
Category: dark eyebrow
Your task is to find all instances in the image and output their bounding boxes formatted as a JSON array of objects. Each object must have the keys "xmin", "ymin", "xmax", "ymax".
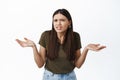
[{"xmin": 53, "ymin": 19, "xmax": 58, "ymax": 21}]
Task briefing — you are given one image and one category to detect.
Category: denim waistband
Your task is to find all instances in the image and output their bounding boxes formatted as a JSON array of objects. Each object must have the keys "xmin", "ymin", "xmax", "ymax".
[{"xmin": 43, "ymin": 69, "xmax": 77, "ymax": 80}]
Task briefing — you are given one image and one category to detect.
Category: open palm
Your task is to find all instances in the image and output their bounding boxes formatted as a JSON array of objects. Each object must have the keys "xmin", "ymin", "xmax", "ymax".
[
  {"xmin": 87, "ymin": 44, "xmax": 106, "ymax": 51},
  {"xmin": 16, "ymin": 38, "xmax": 35, "ymax": 47}
]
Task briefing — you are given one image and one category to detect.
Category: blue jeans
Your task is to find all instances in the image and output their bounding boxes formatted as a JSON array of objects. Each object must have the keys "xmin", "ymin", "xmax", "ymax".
[{"xmin": 43, "ymin": 69, "xmax": 77, "ymax": 80}]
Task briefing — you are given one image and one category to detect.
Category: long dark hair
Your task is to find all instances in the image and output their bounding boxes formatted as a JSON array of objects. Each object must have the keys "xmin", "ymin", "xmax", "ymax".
[{"xmin": 47, "ymin": 8, "xmax": 76, "ymax": 61}]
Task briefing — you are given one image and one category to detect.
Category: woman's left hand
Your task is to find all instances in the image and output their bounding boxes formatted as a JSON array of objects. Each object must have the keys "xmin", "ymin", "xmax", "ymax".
[{"xmin": 86, "ymin": 44, "xmax": 106, "ymax": 51}]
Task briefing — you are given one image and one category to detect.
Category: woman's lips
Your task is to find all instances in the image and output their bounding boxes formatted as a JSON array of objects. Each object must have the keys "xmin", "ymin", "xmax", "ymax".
[{"xmin": 56, "ymin": 26, "xmax": 62, "ymax": 30}]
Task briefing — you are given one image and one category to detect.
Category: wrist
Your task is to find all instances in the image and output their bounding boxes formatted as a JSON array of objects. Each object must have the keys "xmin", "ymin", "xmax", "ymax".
[
  {"xmin": 32, "ymin": 43, "xmax": 36, "ymax": 48},
  {"xmin": 84, "ymin": 46, "xmax": 89, "ymax": 51}
]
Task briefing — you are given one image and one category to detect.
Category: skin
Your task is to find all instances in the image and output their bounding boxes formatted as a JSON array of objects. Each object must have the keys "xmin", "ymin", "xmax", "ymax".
[
  {"xmin": 53, "ymin": 13, "xmax": 71, "ymax": 44},
  {"xmin": 16, "ymin": 13, "xmax": 106, "ymax": 68}
]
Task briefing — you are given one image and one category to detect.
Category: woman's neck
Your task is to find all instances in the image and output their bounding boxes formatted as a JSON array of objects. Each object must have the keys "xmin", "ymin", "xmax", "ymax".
[{"xmin": 57, "ymin": 32, "xmax": 66, "ymax": 44}]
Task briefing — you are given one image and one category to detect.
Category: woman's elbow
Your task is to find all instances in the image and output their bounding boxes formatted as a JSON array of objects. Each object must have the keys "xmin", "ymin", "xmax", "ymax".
[
  {"xmin": 75, "ymin": 65, "xmax": 81, "ymax": 68},
  {"xmin": 75, "ymin": 63, "xmax": 82, "ymax": 68},
  {"xmin": 36, "ymin": 61, "xmax": 44, "ymax": 68},
  {"xmin": 37, "ymin": 64, "xmax": 44, "ymax": 68}
]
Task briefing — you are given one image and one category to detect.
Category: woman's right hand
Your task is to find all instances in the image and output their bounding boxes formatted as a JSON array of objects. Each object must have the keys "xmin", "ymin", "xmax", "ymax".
[{"xmin": 16, "ymin": 37, "xmax": 35, "ymax": 47}]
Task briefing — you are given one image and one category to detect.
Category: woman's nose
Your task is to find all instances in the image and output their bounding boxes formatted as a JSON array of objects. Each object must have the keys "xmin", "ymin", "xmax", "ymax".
[{"xmin": 57, "ymin": 21, "xmax": 61, "ymax": 25}]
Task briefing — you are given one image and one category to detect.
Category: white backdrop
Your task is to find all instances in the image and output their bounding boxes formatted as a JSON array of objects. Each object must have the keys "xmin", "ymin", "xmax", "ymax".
[{"xmin": 0, "ymin": 0, "xmax": 120, "ymax": 80}]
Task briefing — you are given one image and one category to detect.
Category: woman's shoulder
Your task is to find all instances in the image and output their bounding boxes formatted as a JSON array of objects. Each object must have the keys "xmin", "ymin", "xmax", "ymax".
[
  {"xmin": 41, "ymin": 30, "xmax": 51, "ymax": 36},
  {"xmin": 73, "ymin": 31, "xmax": 80, "ymax": 36},
  {"xmin": 42, "ymin": 30, "xmax": 51, "ymax": 34}
]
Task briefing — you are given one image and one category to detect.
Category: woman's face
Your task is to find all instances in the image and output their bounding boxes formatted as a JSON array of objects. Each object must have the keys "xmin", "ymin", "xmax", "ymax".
[{"xmin": 53, "ymin": 13, "xmax": 71, "ymax": 33}]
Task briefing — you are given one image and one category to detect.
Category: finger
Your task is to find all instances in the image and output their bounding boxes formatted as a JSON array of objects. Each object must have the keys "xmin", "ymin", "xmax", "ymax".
[
  {"xmin": 95, "ymin": 44, "xmax": 100, "ymax": 46},
  {"xmin": 24, "ymin": 37, "xmax": 28, "ymax": 40},
  {"xmin": 16, "ymin": 39, "xmax": 25, "ymax": 47},
  {"xmin": 99, "ymin": 45, "xmax": 106, "ymax": 48},
  {"xmin": 24, "ymin": 37, "xmax": 30, "ymax": 42},
  {"xmin": 98, "ymin": 46, "xmax": 106, "ymax": 50},
  {"xmin": 16, "ymin": 39, "xmax": 21, "ymax": 43}
]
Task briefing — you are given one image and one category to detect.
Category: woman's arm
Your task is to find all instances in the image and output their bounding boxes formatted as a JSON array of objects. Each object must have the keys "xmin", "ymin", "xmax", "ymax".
[
  {"xmin": 16, "ymin": 38, "xmax": 46, "ymax": 68},
  {"xmin": 75, "ymin": 44, "xmax": 106, "ymax": 68},
  {"xmin": 32, "ymin": 45, "xmax": 46, "ymax": 68}
]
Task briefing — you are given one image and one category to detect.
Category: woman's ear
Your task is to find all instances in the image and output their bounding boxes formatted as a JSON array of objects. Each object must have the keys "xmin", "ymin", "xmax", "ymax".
[{"xmin": 68, "ymin": 20, "xmax": 71, "ymax": 26}]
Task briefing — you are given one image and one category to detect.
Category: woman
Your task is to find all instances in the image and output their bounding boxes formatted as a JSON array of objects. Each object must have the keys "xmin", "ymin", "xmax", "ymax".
[{"xmin": 16, "ymin": 8, "xmax": 106, "ymax": 80}]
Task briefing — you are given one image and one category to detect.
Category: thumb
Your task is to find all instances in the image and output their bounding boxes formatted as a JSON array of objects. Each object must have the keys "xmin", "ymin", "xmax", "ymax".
[{"xmin": 24, "ymin": 37, "xmax": 28, "ymax": 41}]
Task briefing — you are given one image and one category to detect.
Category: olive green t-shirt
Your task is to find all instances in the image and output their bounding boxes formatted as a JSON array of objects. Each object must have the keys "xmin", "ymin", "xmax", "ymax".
[{"xmin": 39, "ymin": 30, "xmax": 82, "ymax": 74}]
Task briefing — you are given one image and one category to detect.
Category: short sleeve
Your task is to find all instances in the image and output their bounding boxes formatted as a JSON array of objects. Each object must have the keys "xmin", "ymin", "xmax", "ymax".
[
  {"xmin": 38, "ymin": 31, "xmax": 47, "ymax": 48},
  {"xmin": 74, "ymin": 32, "xmax": 82, "ymax": 50}
]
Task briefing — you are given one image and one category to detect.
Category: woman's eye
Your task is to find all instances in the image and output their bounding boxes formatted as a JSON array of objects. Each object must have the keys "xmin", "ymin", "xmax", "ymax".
[
  {"xmin": 53, "ymin": 19, "xmax": 66, "ymax": 22},
  {"xmin": 54, "ymin": 19, "xmax": 57, "ymax": 22},
  {"xmin": 60, "ymin": 19, "xmax": 65, "ymax": 21}
]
